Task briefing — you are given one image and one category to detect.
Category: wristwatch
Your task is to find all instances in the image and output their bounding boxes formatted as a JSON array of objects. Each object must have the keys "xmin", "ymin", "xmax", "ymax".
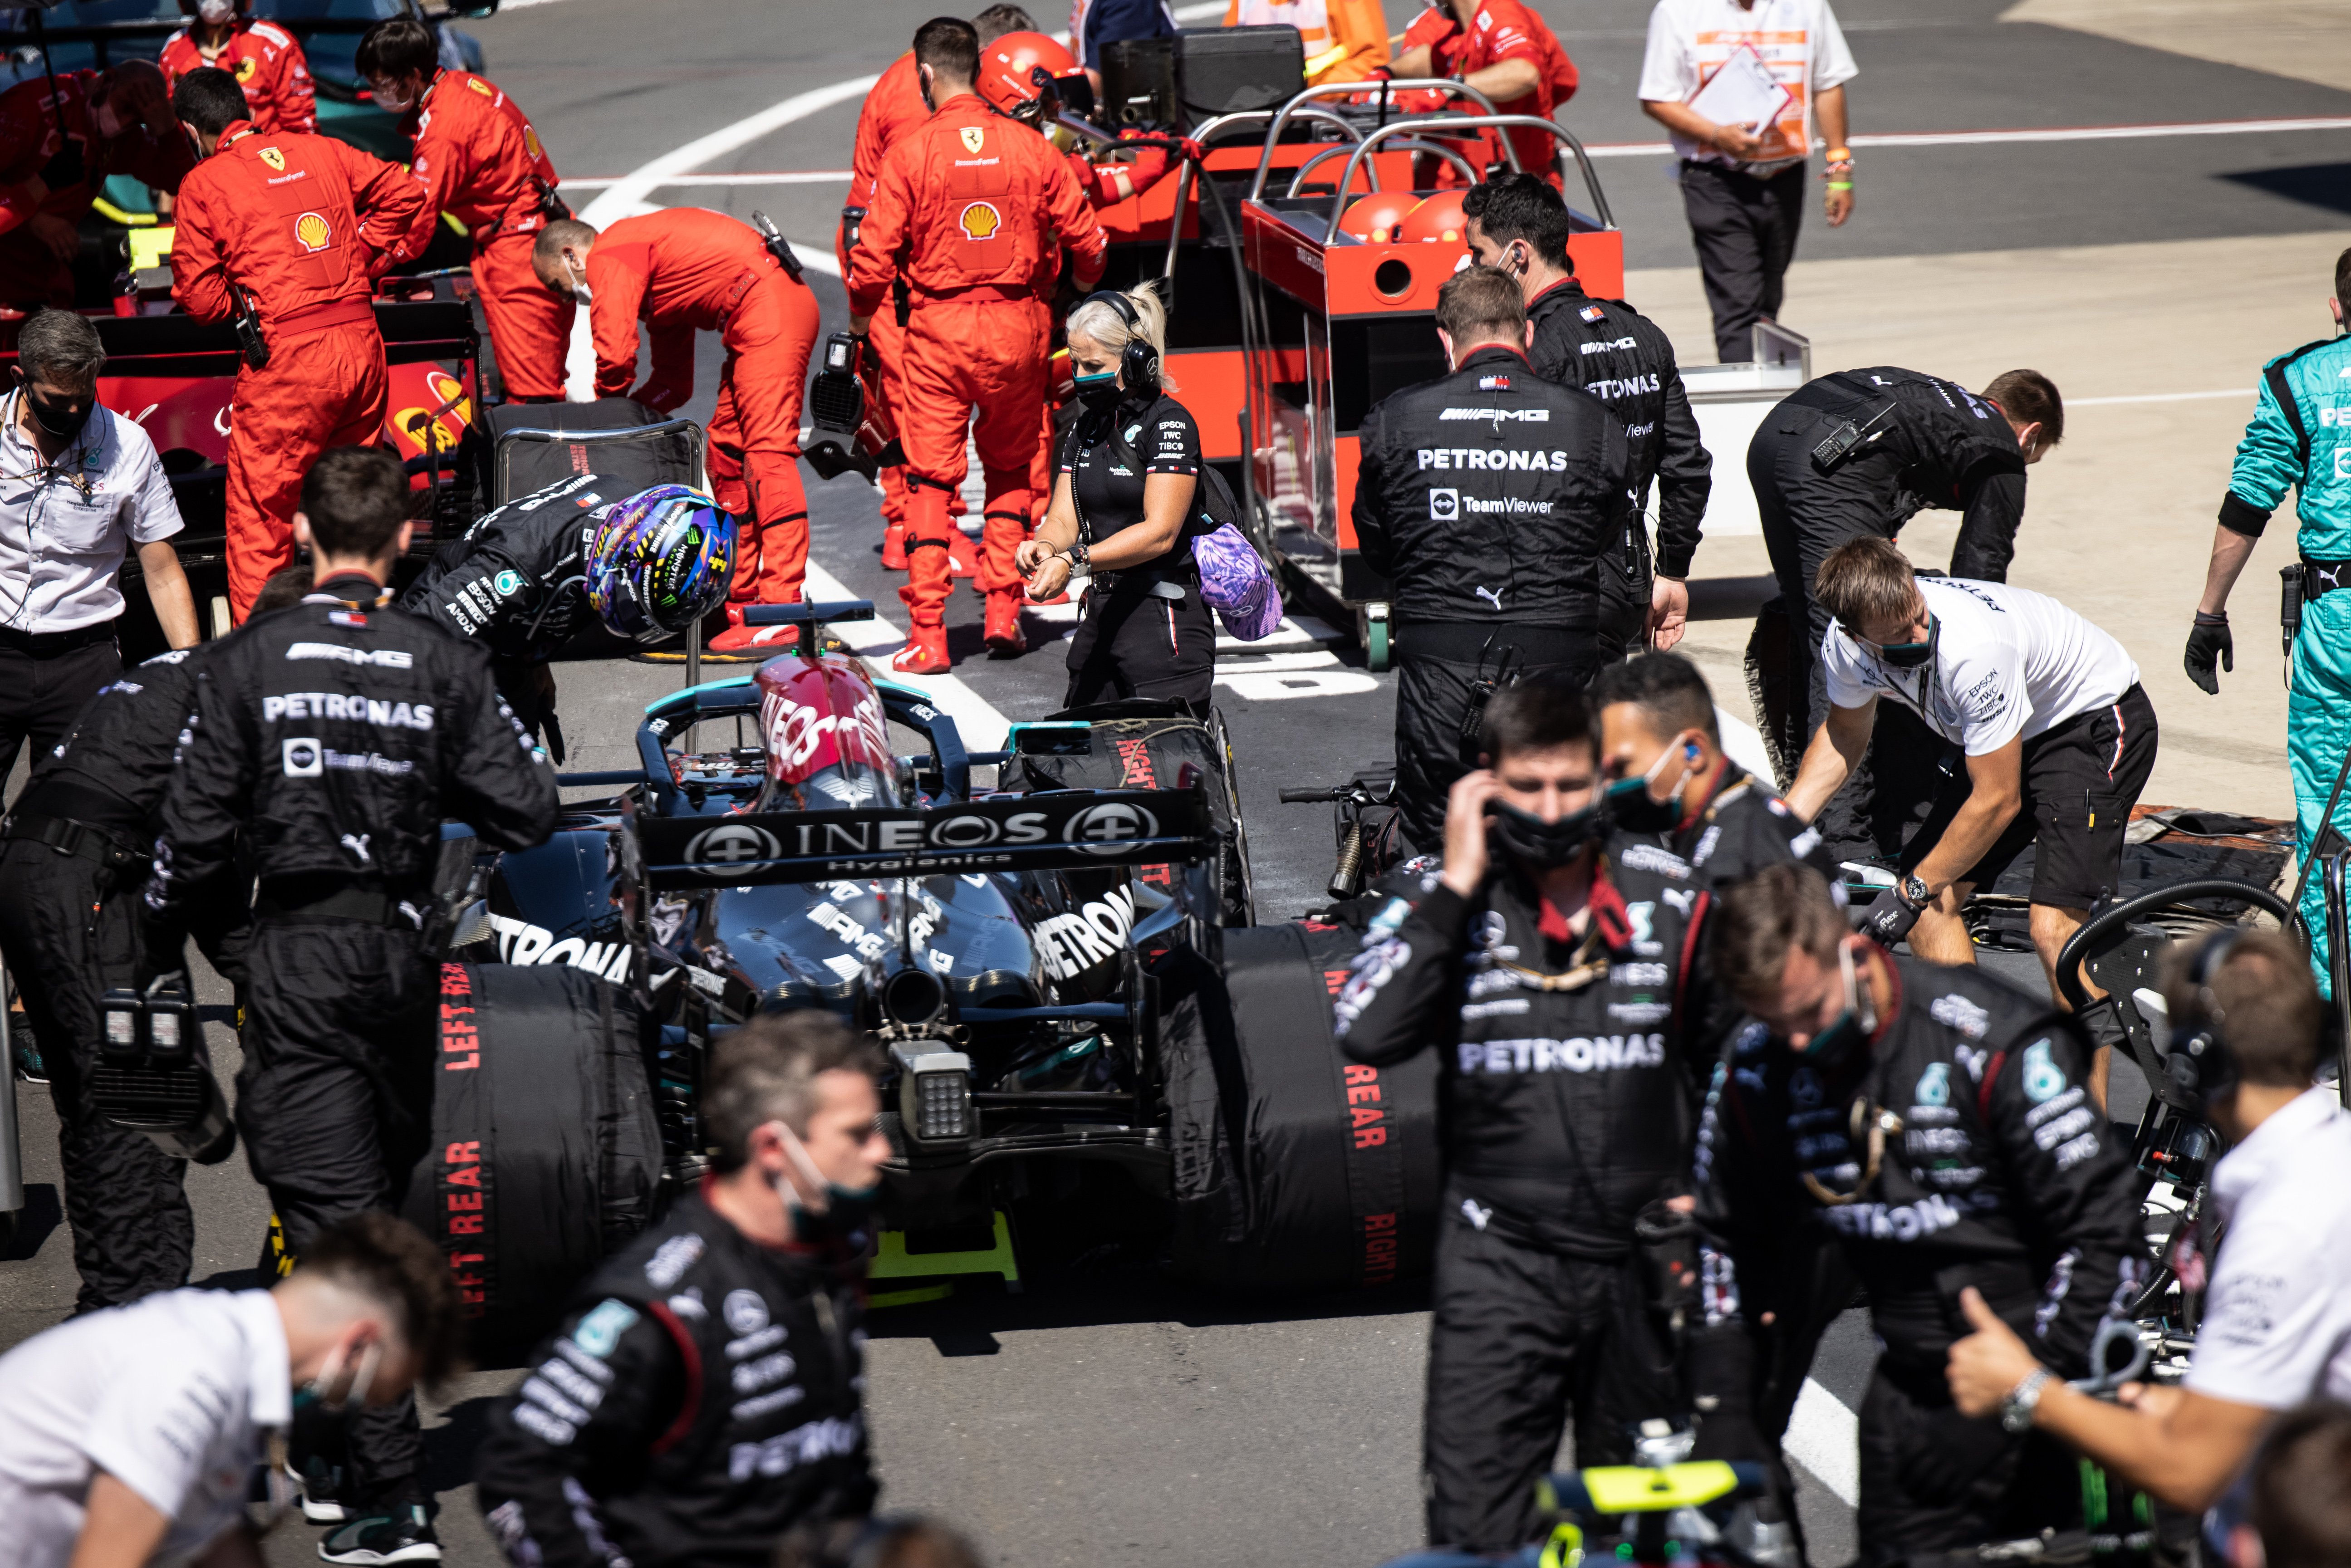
[
  {"xmin": 1899, "ymin": 873, "xmax": 1931, "ymax": 910},
  {"xmin": 2001, "ymin": 1368, "xmax": 2052, "ymax": 1434},
  {"xmin": 1062, "ymin": 543, "xmax": 1090, "ymax": 573}
]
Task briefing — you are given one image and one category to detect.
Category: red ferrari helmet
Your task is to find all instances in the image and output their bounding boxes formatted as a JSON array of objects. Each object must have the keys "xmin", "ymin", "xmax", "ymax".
[{"xmin": 979, "ymin": 30, "xmax": 1079, "ymax": 121}]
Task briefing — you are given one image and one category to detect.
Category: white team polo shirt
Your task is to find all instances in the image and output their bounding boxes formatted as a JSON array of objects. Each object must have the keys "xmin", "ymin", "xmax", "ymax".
[
  {"xmin": 1638, "ymin": 0, "xmax": 1860, "ymax": 174},
  {"xmin": 0, "ymin": 1287, "xmax": 290, "ymax": 1568},
  {"xmin": 0, "ymin": 391, "xmax": 186, "ymax": 634}
]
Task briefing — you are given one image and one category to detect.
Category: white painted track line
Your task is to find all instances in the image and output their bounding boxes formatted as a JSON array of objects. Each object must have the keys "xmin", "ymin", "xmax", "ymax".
[
  {"xmin": 1787, "ymin": 1377, "xmax": 1862, "ymax": 1505},
  {"xmin": 1584, "ymin": 115, "xmax": 2351, "ymax": 157}
]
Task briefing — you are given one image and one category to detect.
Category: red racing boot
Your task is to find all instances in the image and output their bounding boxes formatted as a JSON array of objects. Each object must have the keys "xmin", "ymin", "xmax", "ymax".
[
  {"xmin": 881, "ymin": 522, "xmax": 908, "ymax": 571},
  {"xmin": 983, "ymin": 592, "xmax": 1027, "ymax": 656},
  {"xmin": 892, "ymin": 622, "xmax": 951, "ymax": 675},
  {"xmin": 707, "ymin": 621, "xmax": 803, "ymax": 656}
]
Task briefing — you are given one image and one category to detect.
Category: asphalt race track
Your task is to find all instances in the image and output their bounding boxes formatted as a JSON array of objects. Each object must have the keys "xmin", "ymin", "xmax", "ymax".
[{"xmin": 0, "ymin": 0, "xmax": 2302, "ymax": 1561}]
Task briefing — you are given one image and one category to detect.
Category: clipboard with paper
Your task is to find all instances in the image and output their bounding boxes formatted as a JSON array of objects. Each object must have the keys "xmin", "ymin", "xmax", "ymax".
[{"xmin": 1687, "ymin": 43, "xmax": 1793, "ymax": 133}]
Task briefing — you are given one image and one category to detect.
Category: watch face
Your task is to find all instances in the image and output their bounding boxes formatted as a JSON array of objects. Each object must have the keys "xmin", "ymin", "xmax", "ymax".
[{"xmin": 1902, "ymin": 875, "xmax": 1930, "ymax": 905}]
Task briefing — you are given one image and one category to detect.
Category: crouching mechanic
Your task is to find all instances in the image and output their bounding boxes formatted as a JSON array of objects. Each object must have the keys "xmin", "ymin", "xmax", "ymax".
[
  {"xmin": 1691, "ymin": 864, "xmax": 2142, "ymax": 1568},
  {"xmin": 476, "ymin": 1012, "xmax": 892, "ymax": 1568},
  {"xmin": 1948, "ymin": 931, "xmax": 2351, "ymax": 1543},
  {"xmin": 402, "ymin": 477, "xmax": 735, "ymax": 761},
  {"xmin": 145, "ymin": 447, "xmax": 558, "ymax": 1563},
  {"xmin": 0, "ymin": 1213, "xmax": 460, "ymax": 1568},
  {"xmin": 0, "ymin": 566, "xmax": 308, "ymax": 1316},
  {"xmin": 1787, "ymin": 539, "xmax": 2158, "ymax": 1103},
  {"xmin": 1333, "ymin": 679, "xmax": 1711, "ymax": 1553}
]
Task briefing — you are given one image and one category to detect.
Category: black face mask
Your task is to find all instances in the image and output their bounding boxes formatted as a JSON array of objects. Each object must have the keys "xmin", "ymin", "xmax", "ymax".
[
  {"xmin": 1073, "ymin": 369, "xmax": 1123, "ymax": 412},
  {"xmin": 1487, "ymin": 797, "xmax": 1600, "ymax": 871},
  {"xmin": 1603, "ymin": 743, "xmax": 1697, "ymax": 834},
  {"xmin": 22, "ymin": 385, "xmax": 91, "ymax": 443},
  {"xmin": 1873, "ymin": 612, "xmax": 1938, "ymax": 670}
]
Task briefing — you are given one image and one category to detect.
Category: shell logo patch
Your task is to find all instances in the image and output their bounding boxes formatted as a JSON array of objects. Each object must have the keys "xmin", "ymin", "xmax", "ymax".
[
  {"xmin": 468, "ymin": 77, "xmax": 494, "ymax": 97},
  {"xmin": 958, "ymin": 201, "xmax": 1001, "ymax": 240},
  {"xmin": 960, "ymin": 125, "xmax": 986, "ymax": 154},
  {"xmin": 294, "ymin": 211, "xmax": 331, "ymax": 252},
  {"xmin": 258, "ymin": 146, "xmax": 285, "ymax": 172}
]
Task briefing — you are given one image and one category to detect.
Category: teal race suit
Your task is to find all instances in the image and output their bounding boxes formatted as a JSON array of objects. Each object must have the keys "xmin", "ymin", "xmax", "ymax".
[{"xmin": 2225, "ymin": 333, "xmax": 2351, "ymax": 990}]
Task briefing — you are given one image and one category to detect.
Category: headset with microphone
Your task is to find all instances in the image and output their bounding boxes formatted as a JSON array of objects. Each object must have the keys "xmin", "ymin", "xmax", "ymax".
[
  {"xmin": 2165, "ymin": 928, "xmax": 2243, "ymax": 1110},
  {"xmin": 1077, "ymin": 288, "xmax": 1161, "ymax": 399}
]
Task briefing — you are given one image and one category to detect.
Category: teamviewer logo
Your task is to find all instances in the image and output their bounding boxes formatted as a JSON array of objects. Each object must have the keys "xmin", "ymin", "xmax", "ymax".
[
  {"xmin": 282, "ymin": 737, "xmax": 322, "ymax": 777},
  {"xmin": 1428, "ymin": 488, "xmax": 1459, "ymax": 521}
]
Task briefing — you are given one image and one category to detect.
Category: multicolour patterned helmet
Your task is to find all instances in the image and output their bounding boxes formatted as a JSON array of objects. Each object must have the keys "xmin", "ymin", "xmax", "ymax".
[{"xmin": 585, "ymin": 485, "xmax": 736, "ymax": 642}]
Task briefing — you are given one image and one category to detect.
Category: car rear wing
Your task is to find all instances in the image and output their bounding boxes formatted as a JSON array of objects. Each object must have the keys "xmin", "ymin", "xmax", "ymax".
[{"xmin": 630, "ymin": 787, "xmax": 1217, "ymax": 891}]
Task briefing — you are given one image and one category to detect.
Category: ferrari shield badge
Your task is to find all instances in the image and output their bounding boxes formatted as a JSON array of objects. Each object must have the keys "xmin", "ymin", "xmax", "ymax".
[
  {"xmin": 258, "ymin": 146, "xmax": 285, "ymax": 172},
  {"xmin": 960, "ymin": 125, "xmax": 986, "ymax": 154}
]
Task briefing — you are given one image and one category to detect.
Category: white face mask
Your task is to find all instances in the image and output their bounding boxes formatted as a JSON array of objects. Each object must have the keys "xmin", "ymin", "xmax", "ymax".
[
  {"xmin": 91, "ymin": 100, "xmax": 124, "ymax": 140},
  {"xmin": 197, "ymin": 0, "xmax": 235, "ymax": 23},
  {"xmin": 370, "ymin": 79, "xmax": 415, "ymax": 116}
]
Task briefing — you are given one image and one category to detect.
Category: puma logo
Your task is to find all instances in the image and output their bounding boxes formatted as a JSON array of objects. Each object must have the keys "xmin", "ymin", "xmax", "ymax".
[
  {"xmin": 2322, "ymin": 566, "xmax": 2344, "ymax": 589},
  {"xmin": 1461, "ymin": 1198, "xmax": 1492, "ymax": 1231},
  {"xmin": 1474, "ymin": 585, "xmax": 1504, "ymax": 612},
  {"xmin": 341, "ymin": 833, "xmax": 372, "ymax": 865}
]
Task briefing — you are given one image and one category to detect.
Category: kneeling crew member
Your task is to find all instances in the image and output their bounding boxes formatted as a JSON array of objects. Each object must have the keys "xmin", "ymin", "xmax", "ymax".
[
  {"xmin": 168, "ymin": 66, "xmax": 427, "ymax": 623},
  {"xmin": 0, "ymin": 566, "xmax": 307, "ymax": 1314},
  {"xmin": 1335, "ymin": 679, "xmax": 1707, "ymax": 1553},
  {"xmin": 846, "ymin": 15, "xmax": 1109, "ymax": 674},
  {"xmin": 1787, "ymin": 539, "xmax": 2157, "ymax": 1103},
  {"xmin": 359, "ymin": 18, "xmax": 572, "ymax": 402},
  {"xmin": 2185, "ymin": 246, "xmax": 2351, "ymax": 992},
  {"xmin": 1694, "ymin": 864, "xmax": 2143, "ymax": 1568},
  {"xmin": 476, "ymin": 1013, "xmax": 890, "ymax": 1568},
  {"xmin": 0, "ymin": 60, "xmax": 189, "ymax": 309},
  {"xmin": 402, "ymin": 478, "xmax": 735, "ymax": 760},
  {"xmin": 1467, "ymin": 173, "xmax": 1710, "ymax": 661},
  {"xmin": 1353, "ymin": 264, "xmax": 1632, "ymax": 853},
  {"xmin": 535, "ymin": 207, "xmax": 818, "ymax": 648},
  {"xmin": 1020, "ymin": 287, "xmax": 1215, "ymax": 710},
  {"xmin": 1750, "ymin": 364, "xmax": 2060, "ymax": 854},
  {"xmin": 145, "ymin": 447, "xmax": 557, "ymax": 1563}
]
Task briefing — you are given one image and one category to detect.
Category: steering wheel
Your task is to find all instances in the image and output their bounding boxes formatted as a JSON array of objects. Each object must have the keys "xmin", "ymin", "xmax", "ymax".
[{"xmin": 2051, "ymin": 877, "xmax": 2296, "ymax": 1014}]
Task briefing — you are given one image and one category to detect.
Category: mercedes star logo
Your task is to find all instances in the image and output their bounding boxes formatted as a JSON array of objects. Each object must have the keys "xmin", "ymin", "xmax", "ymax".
[
  {"xmin": 1065, "ymin": 801, "xmax": 1159, "ymax": 855},
  {"xmin": 684, "ymin": 823, "xmax": 782, "ymax": 867}
]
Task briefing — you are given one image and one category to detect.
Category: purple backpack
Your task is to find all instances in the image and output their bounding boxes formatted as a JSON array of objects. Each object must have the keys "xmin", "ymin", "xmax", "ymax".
[{"xmin": 1190, "ymin": 468, "xmax": 1283, "ymax": 642}]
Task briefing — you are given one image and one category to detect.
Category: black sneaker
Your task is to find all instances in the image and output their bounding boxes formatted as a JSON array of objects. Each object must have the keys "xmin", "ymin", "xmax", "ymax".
[
  {"xmin": 290, "ymin": 1457, "xmax": 348, "ymax": 1524},
  {"xmin": 318, "ymin": 1505, "xmax": 441, "ymax": 1564}
]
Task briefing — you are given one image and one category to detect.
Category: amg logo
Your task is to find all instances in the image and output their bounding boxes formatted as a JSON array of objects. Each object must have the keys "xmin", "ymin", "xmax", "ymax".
[
  {"xmin": 1439, "ymin": 407, "xmax": 1550, "ymax": 421},
  {"xmin": 287, "ymin": 642, "xmax": 412, "ymax": 668},
  {"xmin": 1579, "ymin": 337, "xmax": 1637, "ymax": 354}
]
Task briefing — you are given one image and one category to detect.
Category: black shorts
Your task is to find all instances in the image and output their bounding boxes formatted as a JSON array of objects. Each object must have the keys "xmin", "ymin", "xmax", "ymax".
[
  {"xmin": 1064, "ymin": 584, "xmax": 1214, "ymax": 712},
  {"xmin": 1902, "ymin": 682, "xmax": 2158, "ymax": 909}
]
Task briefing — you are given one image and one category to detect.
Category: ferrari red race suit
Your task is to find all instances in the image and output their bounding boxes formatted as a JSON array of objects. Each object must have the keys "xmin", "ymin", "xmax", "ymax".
[
  {"xmin": 1403, "ymin": 0, "xmax": 1578, "ymax": 183},
  {"xmin": 0, "ymin": 71, "xmax": 191, "ymax": 308},
  {"xmin": 393, "ymin": 69, "xmax": 573, "ymax": 401},
  {"xmin": 836, "ymin": 51, "xmax": 931, "ymax": 551},
  {"xmin": 846, "ymin": 91, "xmax": 1107, "ymax": 629},
  {"xmin": 586, "ymin": 208, "xmax": 820, "ymax": 614},
  {"xmin": 170, "ymin": 119, "xmax": 425, "ymax": 620},
  {"xmin": 160, "ymin": 18, "xmax": 317, "ymax": 135}
]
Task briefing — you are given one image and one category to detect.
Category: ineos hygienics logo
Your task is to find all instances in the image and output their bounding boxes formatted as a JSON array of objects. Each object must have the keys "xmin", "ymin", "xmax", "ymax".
[
  {"xmin": 1428, "ymin": 487, "xmax": 1459, "ymax": 521},
  {"xmin": 282, "ymin": 736, "xmax": 322, "ymax": 777},
  {"xmin": 685, "ymin": 822, "xmax": 782, "ymax": 867},
  {"xmin": 1064, "ymin": 801, "xmax": 1159, "ymax": 856}
]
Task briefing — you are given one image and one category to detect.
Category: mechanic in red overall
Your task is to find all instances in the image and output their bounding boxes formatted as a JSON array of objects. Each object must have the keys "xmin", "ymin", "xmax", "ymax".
[
  {"xmin": 167, "ymin": 67, "xmax": 425, "ymax": 622},
  {"xmin": 0, "ymin": 61, "xmax": 188, "ymax": 309},
  {"xmin": 358, "ymin": 18, "xmax": 572, "ymax": 402},
  {"xmin": 159, "ymin": 0, "xmax": 315, "ymax": 135},
  {"xmin": 533, "ymin": 207, "xmax": 820, "ymax": 648},
  {"xmin": 846, "ymin": 17, "xmax": 1108, "ymax": 674},
  {"xmin": 1389, "ymin": 0, "xmax": 1578, "ymax": 185}
]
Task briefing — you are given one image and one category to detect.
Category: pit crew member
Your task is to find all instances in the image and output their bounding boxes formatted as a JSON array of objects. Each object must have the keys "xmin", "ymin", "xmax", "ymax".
[
  {"xmin": 168, "ymin": 67, "xmax": 427, "ymax": 623},
  {"xmin": 1019, "ymin": 286, "xmax": 1212, "ymax": 705},
  {"xmin": 1787, "ymin": 539, "xmax": 2157, "ymax": 1102},
  {"xmin": 401, "ymin": 478, "xmax": 735, "ymax": 760},
  {"xmin": 0, "ymin": 59, "xmax": 188, "ymax": 309},
  {"xmin": 145, "ymin": 447, "xmax": 556, "ymax": 1563},
  {"xmin": 476, "ymin": 1013, "xmax": 891, "ymax": 1568},
  {"xmin": 1466, "ymin": 173, "xmax": 1710, "ymax": 662},
  {"xmin": 2185, "ymin": 246, "xmax": 2351, "ymax": 991},
  {"xmin": 159, "ymin": 0, "xmax": 314, "ymax": 136},
  {"xmin": 846, "ymin": 16, "xmax": 1108, "ymax": 674},
  {"xmin": 358, "ymin": 17, "xmax": 573, "ymax": 402},
  {"xmin": 1693, "ymin": 862, "xmax": 2142, "ymax": 1568},
  {"xmin": 1750, "ymin": 364, "xmax": 2062, "ymax": 859},
  {"xmin": 839, "ymin": 5, "xmax": 1041, "ymax": 572},
  {"xmin": 0, "ymin": 567, "xmax": 308, "ymax": 1314},
  {"xmin": 1948, "ymin": 931, "xmax": 2351, "ymax": 1533},
  {"xmin": 1385, "ymin": 0, "xmax": 1578, "ymax": 185},
  {"xmin": 535, "ymin": 206, "xmax": 819, "ymax": 650},
  {"xmin": 1334, "ymin": 679, "xmax": 1710, "ymax": 1553},
  {"xmin": 1350, "ymin": 264, "xmax": 1631, "ymax": 853},
  {"xmin": 0, "ymin": 1212, "xmax": 460, "ymax": 1568}
]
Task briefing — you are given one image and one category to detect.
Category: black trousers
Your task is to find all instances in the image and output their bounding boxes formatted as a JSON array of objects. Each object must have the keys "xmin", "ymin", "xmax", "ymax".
[
  {"xmin": 1065, "ymin": 585, "xmax": 1214, "ymax": 713},
  {"xmin": 1595, "ymin": 550, "xmax": 1654, "ymax": 666},
  {"xmin": 1394, "ymin": 622, "xmax": 1595, "ymax": 852},
  {"xmin": 0, "ymin": 838, "xmax": 191, "ymax": 1313},
  {"xmin": 1856, "ymin": 1359, "xmax": 2081, "ymax": 1568},
  {"xmin": 1424, "ymin": 1196, "xmax": 1676, "ymax": 1552},
  {"xmin": 1680, "ymin": 162, "xmax": 1806, "ymax": 365},
  {"xmin": 242, "ymin": 917, "xmax": 437, "ymax": 1505},
  {"xmin": 0, "ymin": 632, "xmax": 119, "ymax": 799}
]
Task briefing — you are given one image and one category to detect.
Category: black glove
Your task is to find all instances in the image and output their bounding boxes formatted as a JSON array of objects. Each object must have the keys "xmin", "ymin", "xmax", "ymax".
[
  {"xmin": 1856, "ymin": 886, "xmax": 1923, "ymax": 945},
  {"xmin": 2184, "ymin": 612, "xmax": 2233, "ymax": 696}
]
